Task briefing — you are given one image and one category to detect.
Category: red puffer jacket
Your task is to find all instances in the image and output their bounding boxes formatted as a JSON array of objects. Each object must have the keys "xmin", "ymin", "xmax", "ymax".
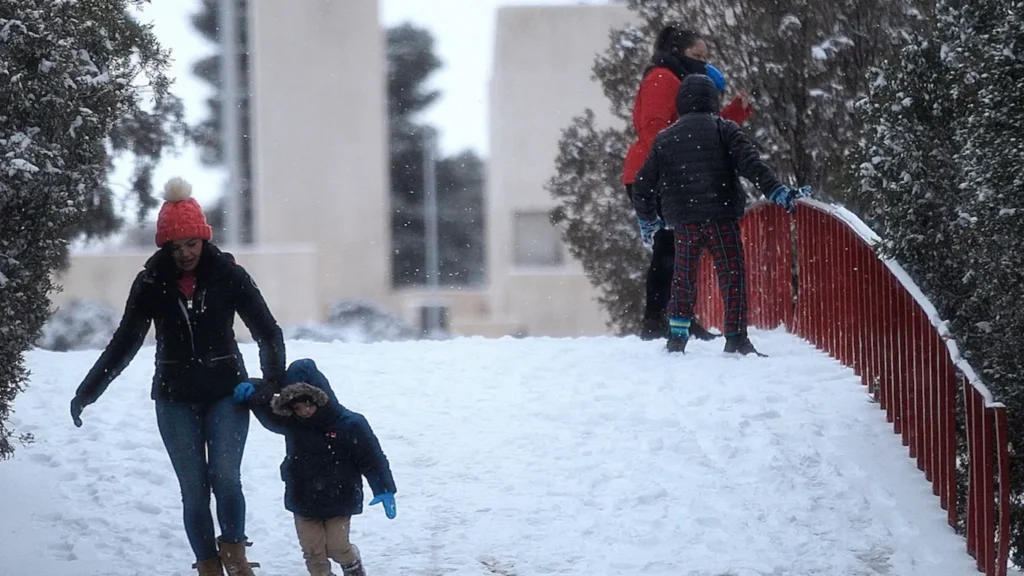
[{"xmin": 622, "ymin": 67, "xmax": 753, "ymax": 185}]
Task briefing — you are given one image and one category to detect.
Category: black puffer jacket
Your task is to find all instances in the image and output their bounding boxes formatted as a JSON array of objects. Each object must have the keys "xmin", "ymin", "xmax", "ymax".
[
  {"xmin": 632, "ymin": 74, "xmax": 781, "ymax": 227},
  {"xmin": 75, "ymin": 242, "xmax": 286, "ymax": 406}
]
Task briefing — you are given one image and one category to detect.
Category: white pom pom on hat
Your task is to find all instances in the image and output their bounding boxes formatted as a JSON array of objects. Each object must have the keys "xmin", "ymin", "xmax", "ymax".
[{"xmin": 163, "ymin": 177, "xmax": 193, "ymax": 202}]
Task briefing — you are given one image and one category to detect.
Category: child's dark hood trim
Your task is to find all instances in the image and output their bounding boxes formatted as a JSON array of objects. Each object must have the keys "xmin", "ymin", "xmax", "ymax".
[
  {"xmin": 271, "ymin": 382, "xmax": 330, "ymax": 417},
  {"xmin": 271, "ymin": 359, "xmax": 347, "ymax": 430},
  {"xmin": 676, "ymin": 74, "xmax": 721, "ymax": 116}
]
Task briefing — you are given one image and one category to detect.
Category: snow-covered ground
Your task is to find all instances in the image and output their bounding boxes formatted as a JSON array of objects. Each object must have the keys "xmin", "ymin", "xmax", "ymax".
[{"xmin": 0, "ymin": 330, "xmax": 981, "ymax": 575}]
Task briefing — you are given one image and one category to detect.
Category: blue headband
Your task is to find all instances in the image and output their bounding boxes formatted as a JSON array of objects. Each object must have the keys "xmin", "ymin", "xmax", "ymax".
[{"xmin": 705, "ymin": 63, "xmax": 727, "ymax": 94}]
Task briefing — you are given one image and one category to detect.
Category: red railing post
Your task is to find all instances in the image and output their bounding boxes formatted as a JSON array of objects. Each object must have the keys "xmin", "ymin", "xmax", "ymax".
[
  {"xmin": 924, "ymin": 328, "xmax": 938, "ymax": 486},
  {"xmin": 863, "ymin": 245, "xmax": 879, "ymax": 396},
  {"xmin": 806, "ymin": 210, "xmax": 820, "ymax": 347},
  {"xmin": 754, "ymin": 209, "xmax": 767, "ymax": 329},
  {"xmin": 945, "ymin": 358, "xmax": 958, "ymax": 527},
  {"xmin": 850, "ymin": 232, "xmax": 866, "ymax": 381},
  {"xmin": 841, "ymin": 228, "xmax": 855, "ymax": 368},
  {"xmin": 836, "ymin": 226, "xmax": 848, "ymax": 364},
  {"xmin": 983, "ymin": 405, "xmax": 996, "ymax": 575},
  {"xmin": 869, "ymin": 255, "xmax": 885, "ymax": 403},
  {"xmin": 903, "ymin": 291, "xmax": 917, "ymax": 456},
  {"xmin": 915, "ymin": 310, "xmax": 928, "ymax": 473},
  {"xmin": 995, "ymin": 408, "xmax": 1010, "ymax": 576},
  {"xmin": 778, "ymin": 209, "xmax": 795, "ymax": 330},
  {"xmin": 885, "ymin": 271, "xmax": 900, "ymax": 432},
  {"xmin": 823, "ymin": 216, "xmax": 837, "ymax": 358},
  {"xmin": 966, "ymin": 381, "xmax": 979, "ymax": 563}
]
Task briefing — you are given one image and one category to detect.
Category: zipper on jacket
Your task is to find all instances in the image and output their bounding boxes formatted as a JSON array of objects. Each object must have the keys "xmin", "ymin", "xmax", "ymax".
[{"xmin": 177, "ymin": 297, "xmax": 197, "ymax": 359}]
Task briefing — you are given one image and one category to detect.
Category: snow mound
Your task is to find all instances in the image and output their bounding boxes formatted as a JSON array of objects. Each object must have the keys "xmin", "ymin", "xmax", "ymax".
[
  {"xmin": 35, "ymin": 299, "xmax": 118, "ymax": 352},
  {"xmin": 284, "ymin": 299, "xmax": 418, "ymax": 344}
]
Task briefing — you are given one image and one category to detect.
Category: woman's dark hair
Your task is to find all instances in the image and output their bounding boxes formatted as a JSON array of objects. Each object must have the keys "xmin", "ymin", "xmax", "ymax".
[{"xmin": 654, "ymin": 26, "xmax": 703, "ymax": 55}]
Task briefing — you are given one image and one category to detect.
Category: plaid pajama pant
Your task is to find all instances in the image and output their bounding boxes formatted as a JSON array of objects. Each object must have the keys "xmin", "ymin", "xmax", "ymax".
[{"xmin": 668, "ymin": 219, "xmax": 748, "ymax": 337}]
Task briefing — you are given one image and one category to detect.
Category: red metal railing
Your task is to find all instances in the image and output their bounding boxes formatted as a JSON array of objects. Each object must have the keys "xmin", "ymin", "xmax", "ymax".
[{"xmin": 694, "ymin": 200, "xmax": 1011, "ymax": 575}]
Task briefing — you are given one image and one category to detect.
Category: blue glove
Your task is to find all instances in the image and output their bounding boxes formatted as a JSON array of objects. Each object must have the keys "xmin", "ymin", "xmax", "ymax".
[
  {"xmin": 638, "ymin": 217, "xmax": 663, "ymax": 249},
  {"xmin": 370, "ymin": 492, "xmax": 397, "ymax": 519},
  {"xmin": 705, "ymin": 63, "xmax": 727, "ymax": 94},
  {"xmin": 232, "ymin": 381, "xmax": 255, "ymax": 404},
  {"xmin": 769, "ymin": 184, "xmax": 798, "ymax": 214},
  {"xmin": 795, "ymin": 185, "xmax": 813, "ymax": 199}
]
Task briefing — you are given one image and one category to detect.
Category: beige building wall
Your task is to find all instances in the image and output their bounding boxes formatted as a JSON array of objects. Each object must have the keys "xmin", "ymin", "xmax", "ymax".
[
  {"xmin": 247, "ymin": 0, "xmax": 390, "ymax": 319},
  {"xmin": 487, "ymin": 4, "xmax": 633, "ymax": 337}
]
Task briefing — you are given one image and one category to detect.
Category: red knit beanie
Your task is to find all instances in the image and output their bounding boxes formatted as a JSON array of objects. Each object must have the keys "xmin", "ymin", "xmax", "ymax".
[{"xmin": 155, "ymin": 177, "xmax": 213, "ymax": 247}]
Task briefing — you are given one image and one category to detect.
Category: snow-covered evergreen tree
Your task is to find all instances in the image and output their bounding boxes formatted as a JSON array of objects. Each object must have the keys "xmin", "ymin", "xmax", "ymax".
[
  {"xmin": 849, "ymin": 25, "xmax": 970, "ymax": 319},
  {"xmin": 0, "ymin": 0, "xmax": 176, "ymax": 458},
  {"xmin": 547, "ymin": 111, "xmax": 645, "ymax": 334}
]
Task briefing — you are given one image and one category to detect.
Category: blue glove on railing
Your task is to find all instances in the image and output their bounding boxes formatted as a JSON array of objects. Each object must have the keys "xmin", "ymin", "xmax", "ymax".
[
  {"xmin": 370, "ymin": 492, "xmax": 397, "ymax": 519},
  {"xmin": 638, "ymin": 217, "xmax": 664, "ymax": 249},
  {"xmin": 795, "ymin": 185, "xmax": 813, "ymax": 199},
  {"xmin": 769, "ymin": 184, "xmax": 800, "ymax": 214},
  {"xmin": 232, "ymin": 381, "xmax": 255, "ymax": 404}
]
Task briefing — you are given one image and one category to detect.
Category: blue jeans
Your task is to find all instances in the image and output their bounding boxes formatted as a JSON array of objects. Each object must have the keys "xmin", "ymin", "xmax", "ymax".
[{"xmin": 156, "ymin": 395, "xmax": 250, "ymax": 561}]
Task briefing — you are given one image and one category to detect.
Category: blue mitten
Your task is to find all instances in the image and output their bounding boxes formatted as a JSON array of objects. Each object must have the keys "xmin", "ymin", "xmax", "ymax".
[
  {"xmin": 796, "ymin": 185, "xmax": 813, "ymax": 199},
  {"xmin": 638, "ymin": 217, "xmax": 664, "ymax": 249},
  {"xmin": 232, "ymin": 381, "xmax": 255, "ymax": 404},
  {"xmin": 705, "ymin": 63, "xmax": 727, "ymax": 94},
  {"xmin": 370, "ymin": 493, "xmax": 397, "ymax": 519},
  {"xmin": 769, "ymin": 185, "xmax": 797, "ymax": 214}
]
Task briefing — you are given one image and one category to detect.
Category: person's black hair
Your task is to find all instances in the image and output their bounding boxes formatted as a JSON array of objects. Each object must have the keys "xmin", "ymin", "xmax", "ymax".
[{"xmin": 654, "ymin": 26, "xmax": 703, "ymax": 56}]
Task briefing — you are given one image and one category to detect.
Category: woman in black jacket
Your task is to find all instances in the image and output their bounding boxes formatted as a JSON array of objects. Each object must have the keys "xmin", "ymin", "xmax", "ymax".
[{"xmin": 69, "ymin": 177, "xmax": 286, "ymax": 576}]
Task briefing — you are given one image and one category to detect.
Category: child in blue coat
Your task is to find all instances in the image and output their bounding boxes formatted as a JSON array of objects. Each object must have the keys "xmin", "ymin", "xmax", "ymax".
[{"xmin": 235, "ymin": 359, "xmax": 397, "ymax": 576}]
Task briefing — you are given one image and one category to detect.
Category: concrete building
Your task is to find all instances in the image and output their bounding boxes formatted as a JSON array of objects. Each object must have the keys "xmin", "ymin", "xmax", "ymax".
[
  {"xmin": 246, "ymin": 0, "xmax": 390, "ymax": 318},
  {"xmin": 484, "ymin": 4, "xmax": 633, "ymax": 336},
  {"xmin": 52, "ymin": 1, "xmax": 634, "ymax": 339}
]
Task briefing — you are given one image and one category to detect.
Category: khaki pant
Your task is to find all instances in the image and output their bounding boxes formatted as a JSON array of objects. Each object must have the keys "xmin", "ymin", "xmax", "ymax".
[{"xmin": 293, "ymin": 514, "xmax": 361, "ymax": 576}]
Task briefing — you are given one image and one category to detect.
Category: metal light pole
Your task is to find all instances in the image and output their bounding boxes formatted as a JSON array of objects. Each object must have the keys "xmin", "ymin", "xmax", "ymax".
[
  {"xmin": 219, "ymin": 0, "xmax": 242, "ymax": 246},
  {"xmin": 423, "ymin": 129, "xmax": 440, "ymax": 334}
]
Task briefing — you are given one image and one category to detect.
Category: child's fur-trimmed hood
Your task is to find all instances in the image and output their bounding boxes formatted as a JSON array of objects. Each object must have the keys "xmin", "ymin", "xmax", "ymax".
[{"xmin": 271, "ymin": 382, "xmax": 330, "ymax": 417}]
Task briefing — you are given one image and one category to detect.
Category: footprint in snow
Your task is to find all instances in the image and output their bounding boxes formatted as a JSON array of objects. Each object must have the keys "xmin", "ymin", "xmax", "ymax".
[
  {"xmin": 27, "ymin": 452, "xmax": 60, "ymax": 467},
  {"xmin": 133, "ymin": 501, "xmax": 164, "ymax": 515},
  {"xmin": 45, "ymin": 540, "xmax": 77, "ymax": 561}
]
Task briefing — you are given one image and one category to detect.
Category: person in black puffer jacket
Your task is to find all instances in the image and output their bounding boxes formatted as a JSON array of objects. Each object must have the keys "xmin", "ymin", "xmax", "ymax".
[
  {"xmin": 69, "ymin": 177, "xmax": 286, "ymax": 576},
  {"xmin": 237, "ymin": 359, "xmax": 396, "ymax": 576},
  {"xmin": 632, "ymin": 74, "xmax": 811, "ymax": 355}
]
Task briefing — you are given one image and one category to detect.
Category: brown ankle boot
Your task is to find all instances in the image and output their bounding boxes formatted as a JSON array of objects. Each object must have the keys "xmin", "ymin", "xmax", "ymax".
[
  {"xmin": 217, "ymin": 539, "xmax": 259, "ymax": 576},
  {"xmin": 192, "ymin": 557, "xmax": 225, "ymax": 576}
]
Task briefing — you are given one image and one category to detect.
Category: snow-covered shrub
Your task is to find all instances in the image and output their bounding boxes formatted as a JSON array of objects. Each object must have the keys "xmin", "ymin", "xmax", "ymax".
[
  {"xmin": 36, "ymin": 301, "xmax": 118, "ymax": 352},
  {"xmin": 0, "ymin": 0, "xmax": 177, "ymax": 459},
  {"xmin": 285, "ymin": 300, "xmax": 418, "ymax": 344}
]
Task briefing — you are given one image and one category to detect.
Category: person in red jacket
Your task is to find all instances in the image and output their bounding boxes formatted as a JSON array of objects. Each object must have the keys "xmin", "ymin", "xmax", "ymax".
[{"xmin": 623, "ymin": 26, "xmax": 754, "ymax": 341}]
